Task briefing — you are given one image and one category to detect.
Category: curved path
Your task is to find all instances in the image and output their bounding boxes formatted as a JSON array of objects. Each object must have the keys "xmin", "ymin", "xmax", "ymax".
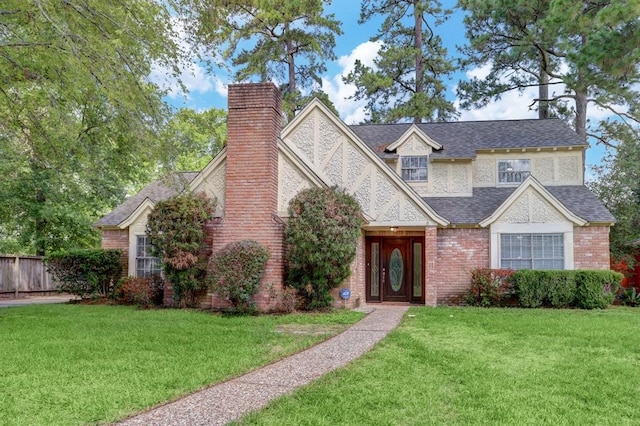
[{"xmin": 117, "ymin": 305, "xmax": 408, "ymax": 426}]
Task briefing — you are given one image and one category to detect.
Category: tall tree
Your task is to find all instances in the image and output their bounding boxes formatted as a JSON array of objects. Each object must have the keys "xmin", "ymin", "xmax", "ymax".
[
  {"xmin": 160, "ymin": 108, "xmax": 227, "ymax": 172},
  {"xmin": 458, "ymin": 0, "xmax": 640, "ymax": 147},
  {"xmin": 0, "ymin": 0, "xmax": 184, "ymax": 255},
  {"xmin": 343, "ymin": 0, "xmax": 457, "ymax": 124},
  {"xmin": 177, "ymin": 0, "xmax": 342, "ymax": 120},
  {"xmin": 590, "ymin": 136, "xmax": 640, "ymax": 265}
]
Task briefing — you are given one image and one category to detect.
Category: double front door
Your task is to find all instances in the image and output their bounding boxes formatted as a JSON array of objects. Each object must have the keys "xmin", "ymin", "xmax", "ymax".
[{"xmin": 366, "ymin": 237, "xmax": 424, "ymax": 303}]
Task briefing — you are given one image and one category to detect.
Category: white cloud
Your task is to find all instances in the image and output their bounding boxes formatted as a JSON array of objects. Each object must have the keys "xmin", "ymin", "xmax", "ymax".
[{"xmin": 322, "ymin": 41, "xmax": 383, "ymax": 124}]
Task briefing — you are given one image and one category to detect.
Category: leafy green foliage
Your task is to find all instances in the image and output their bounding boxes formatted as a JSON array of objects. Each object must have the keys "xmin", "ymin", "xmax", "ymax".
[
  {"xmin": 284, "ymin": 187, "xmax": 363, "ymax": 310},
  {"xmin": 0, "ymin": 0, "xmax": 185, "ymax": 255},
  {"xmin": 146, "ymin": 192, "xmax": 215, "ymax": 306},
  {"xmin": 618, "ymin": 286, "xmax": 640, "ymax": 307},
  {"xmin": 574, "ymin": 270, "xmax": 622, "ymax": 309},
  {"xmin": 465, "ymin": 268, "xmax": 514, "ymax": 307},
  {"xmin": 510, "ymin": 270, "xmax": 576, "ymax": 308},
  {"xmin": 160, "ymin": 108, "xmax": 227, "ymax": 172},
  {"xmin": 590, "ymin": 139, "xmax": 640, "ymax": 267},
  {"xmin": 510, "ymin": 269, "xmax": 621, "ymax": 309},
  {"xmin": 344, "ymin": 0, "xmax": 457, "ymax": 123},
  {"xmin": 177, "ymin": 0, "xmax": 342, "ymax": 120},
  {"xmin": 114, "ymin": 276, "xmax": 165, "ymax": 308},
  {"xmin": 458, "ymin": 0, "xmax": 640, "ymax": 146},
  {"xmin": 44, "ymin": 249, "xmax": 122, "ymax": 299},
  {"xmin": 207, "ymin": 240, "xmax": 270, "ymax": 312}
]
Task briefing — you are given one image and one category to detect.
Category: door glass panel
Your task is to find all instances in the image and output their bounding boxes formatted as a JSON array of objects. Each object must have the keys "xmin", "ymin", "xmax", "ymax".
[
  {"xmin": 389, "ymin": 248, "xmax": 403, "ymax": 292},
  {"xmin": 371, "ymin": 243, "xmax": 379, "ymax": 297},
  {"xmin": 413, "ymin": 243, "xmax": 422, "ymax": 297}
]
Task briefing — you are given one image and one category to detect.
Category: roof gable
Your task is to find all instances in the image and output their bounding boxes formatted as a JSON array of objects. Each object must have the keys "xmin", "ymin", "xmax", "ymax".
[
  {"xmin": 386, "ymin": 125, "xmax": 442, "ymax": 152},
  {"xmin": 479, "ymin": 176, "xmax": 587, "ymax": 227},
  {"xmin": 281, "ymin": 99, "xmax": 448, "ymax": 226},
  {"xmin": 189, "ymin": 147, "xmax": 227, "ymax": 216}
]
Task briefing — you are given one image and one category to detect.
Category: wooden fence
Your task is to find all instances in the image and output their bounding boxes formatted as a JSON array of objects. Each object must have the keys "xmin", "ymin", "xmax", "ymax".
[{"xmin": 0, "ymin": 255, "xmax": 58, "ymax": 297}]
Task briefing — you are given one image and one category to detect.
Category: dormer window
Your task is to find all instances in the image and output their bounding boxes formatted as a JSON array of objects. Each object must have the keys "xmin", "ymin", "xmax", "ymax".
[
  {"xmin": 498, "ymin": 159, "xmax": 530, "ymax": 185},
  {"xmin": 401, "ymin": 156, "xmax": 428, "ymax": 182}
]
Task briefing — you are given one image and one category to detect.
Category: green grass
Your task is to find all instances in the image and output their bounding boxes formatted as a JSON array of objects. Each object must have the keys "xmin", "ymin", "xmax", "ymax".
[
  {"xmin": 0, "ymin": 304, "xmax": 362, "ymax": 425},
  {"xmin": 238, "ymin": 307, "xmax": 640, "ymax": 426}
]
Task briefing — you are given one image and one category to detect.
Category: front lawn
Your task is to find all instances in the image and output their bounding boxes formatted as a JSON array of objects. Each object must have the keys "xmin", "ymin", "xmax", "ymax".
[
  {"xmin": 238, "ymin": 307, "xmax": 640, "ymax": 425},
  {"xmin": 0, "ymin": 304, "xmax": 362, "ymax": 425}
]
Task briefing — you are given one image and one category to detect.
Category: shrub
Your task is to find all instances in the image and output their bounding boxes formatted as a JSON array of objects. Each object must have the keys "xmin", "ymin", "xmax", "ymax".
[
  {"xmin": 284, "ymin": 187, "xmax": 363, "ymax": 310},
  {"xmin": 465, "ymin": 268, "xmax": 514, "ymax": 307},
  {"xmin": 114, "ymin": 275, "xmax": 164, "ymax": 308},
  {"xmin": 618, "ymin": 286, "xmax": 640, "ymax": 307},
  {"xmin": 45, "ymin": 249, "xmax": 122, "ymax": 299},
  {"xmin": 511, "ymin": 270, "xmax": 546, "ymax": 308},
  {"xmin": 575, "ymin": 270, "xmax": 622, "ymax": 309},
  {"xmin": 207, "ymin": 240, "xmax": 269, "ymax": 311},
  {"xmin": 545, "ymin": 271, "xmax": 576, "ymax": 308},
  {"xmin": 146, "ymin": 191, "xmax": 215, "ymax": 306}
]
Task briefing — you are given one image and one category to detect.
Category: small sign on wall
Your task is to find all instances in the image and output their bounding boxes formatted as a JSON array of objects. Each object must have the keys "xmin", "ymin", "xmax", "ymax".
[{"xmin": 339, "ymin": 288, "xmax": 351, "ymax": 300}]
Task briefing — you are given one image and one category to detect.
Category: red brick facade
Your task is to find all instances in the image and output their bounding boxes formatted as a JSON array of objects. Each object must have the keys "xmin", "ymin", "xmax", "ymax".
[
  {"xmin": 574, "ymin": 226, "xmax": 611, "ymax": 269},
  {"xmin": 100, "ymin": 229, "xmax": 129, "ymax": 279},
  {"xmin": 209, "ymin": 83, "xmax": 284, "ymax": 311},
  {"xmin": 435, "ymin": 228, "xmax": 490, "ymax": 304}
]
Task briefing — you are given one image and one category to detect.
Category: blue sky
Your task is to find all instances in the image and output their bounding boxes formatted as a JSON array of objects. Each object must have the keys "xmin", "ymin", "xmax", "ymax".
[{"xmin": 160, "ymin": 1, "xmax": 608, "ymax": 171}]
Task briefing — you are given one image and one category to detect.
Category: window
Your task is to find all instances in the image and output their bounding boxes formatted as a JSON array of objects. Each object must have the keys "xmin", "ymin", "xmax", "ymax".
[
  {"xmin": 500, "ymin": 233, "xmax": 564, "ymax": 270},
  {"xmin": 401, "ymin": 156, "xmax": 428, "ymax": 181},
  {"xmin": 136, "ymin": 235, "xmax": 161, "ymax": 278},
  {"xmin": 498, "ymin": 159, "xmax": 530, "ymax": 184}
]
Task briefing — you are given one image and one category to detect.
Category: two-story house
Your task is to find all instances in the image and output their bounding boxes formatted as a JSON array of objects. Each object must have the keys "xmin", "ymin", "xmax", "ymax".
[{"xmin": 96, "ymin": 83, "xmax": 614, "ymax": 309}]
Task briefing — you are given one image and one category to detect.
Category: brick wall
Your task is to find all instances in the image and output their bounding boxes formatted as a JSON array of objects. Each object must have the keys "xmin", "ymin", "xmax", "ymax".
[
  {"xmin": 574, "ymin": 226, "xmax": 611, "ymax": 269},
  {"xmin": 210, "ymin": 83, "xmax": 284, "ymax": 311},
  {"xmin": 331, "ymin": 232, "xmax": 366, "ymax": 309},
  {"xmin": 435, "ymin": 228, "xmax": 490, "ymax": 304},
  {"xmin": 101, "ymin": 228, "xmax": 129, "ymax": 278}
]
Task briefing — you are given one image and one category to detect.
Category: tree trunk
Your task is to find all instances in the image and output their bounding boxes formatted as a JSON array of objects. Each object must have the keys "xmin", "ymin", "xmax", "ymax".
[
  {"xmin": 285, "ymin": 21, "xmax": 296, "ymax": 95},
  {"xmin": 414, "ymin": 1, "xmax": 423, "ymax": 124},
  {"xmin": 539, "ymin": 60, "xmax": 549, "ymax": 119}
]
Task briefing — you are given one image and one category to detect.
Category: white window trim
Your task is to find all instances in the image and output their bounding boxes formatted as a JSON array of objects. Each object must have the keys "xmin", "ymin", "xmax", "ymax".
[{"xmin": 489, "ymin": 222, "xmax": 574, "ymax": 270}]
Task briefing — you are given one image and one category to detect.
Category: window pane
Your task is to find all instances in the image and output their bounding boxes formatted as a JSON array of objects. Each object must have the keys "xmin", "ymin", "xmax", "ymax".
[
  {"xmin": 498, "ymin": 159, "xmax": 531, "ymax": 184},
  {"xmin": 501, "ymin": 233, "xmax": 563, "ymax": 270},
  {"xmin": 413, "ymin": 243, "xmax": 422, "ymax": 298},
  {"xmin": 371, "ymin": 243, "xmax": 379, "ymax": 297},
  {"xmin": 401, "ymin": 156, "xmax": 428, "ymax": 182}
]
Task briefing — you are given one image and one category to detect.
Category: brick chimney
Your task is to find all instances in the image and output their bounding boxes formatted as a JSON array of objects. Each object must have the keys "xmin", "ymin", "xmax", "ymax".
[{"xmin": 211, "ymin": 83, "xmax": 283, "ymax": 311}]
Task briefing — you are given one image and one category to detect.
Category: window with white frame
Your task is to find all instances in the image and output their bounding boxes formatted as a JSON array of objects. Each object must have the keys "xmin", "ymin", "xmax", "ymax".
[
  {"xmin": 500, "ymin": 233, "xmax": 564, "ymax": 270},
  {"xmin": 498, "ymin": 159, "xmax": 530, "ymax": 185},
  {"xmin": 401, "ymin": 156, "xmax": 428, "ymax": 181},
  {"xmin": 136, "ymin": 235, "xmax": 162, "ymax": 278}
]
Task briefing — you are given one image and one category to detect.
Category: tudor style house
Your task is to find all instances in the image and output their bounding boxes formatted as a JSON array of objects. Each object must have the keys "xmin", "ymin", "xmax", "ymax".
[{"xmin": 96, "ymin": 83, "xmax": 615, "ymax": 310}]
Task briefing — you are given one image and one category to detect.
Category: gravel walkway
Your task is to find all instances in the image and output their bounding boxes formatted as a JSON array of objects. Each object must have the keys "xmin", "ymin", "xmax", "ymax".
[{"xmin": 116, "ymin": 305, "xmax": 408, "ymax": 426}]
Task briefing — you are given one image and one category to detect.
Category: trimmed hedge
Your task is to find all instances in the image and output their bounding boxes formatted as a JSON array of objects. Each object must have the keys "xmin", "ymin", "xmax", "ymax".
[
  {"xmin": 207, "ymin": 240, "xmax": 269, "ymax": 311},
  {"xmin": 45, "ymin": 249, "xmax": 122, "ymax": 298},
  {"xmin": 510, "ymin": 269, "xmax": 622, "ymax": 309},
  {"xmin": 466, "ymin": 268, "xmax": 514, "ymax": 307}
]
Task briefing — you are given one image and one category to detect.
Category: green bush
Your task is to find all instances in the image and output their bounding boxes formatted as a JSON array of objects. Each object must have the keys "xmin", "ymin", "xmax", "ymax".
[
  {"xmin": 45, "ymin": 249, "xmax": 122, "ymax": 298},
  {"xmin": 546, "ymin": 271, "xmax": 576, "ymax": 308},
  {"xmin": 146, "ymin": 191, "xmax": 215, "ymax": 307},
  {"xmin": 512, "ymin": 270, "xmax": 546, "ymax": 308},
  {"xmin": 511, "ymin": 269, "xmax": 621, "ymax": 309},
  {"xmin": 465, "ymin": 268, "xmax": 514, "ymax": 307},
  {"xmin": 618, "ymin": 286, "xmax": 640, "ymax": 307},
  {"xmin": 207, "ymin": 240, "xmax": 269, "ymax": 312},
  {"xmin": 575, "ymin": 270, "xmax": 622, "ymax": 309},
  {"xmin": 114, "ymin": 275, "xmax": 164, "ymax": 308},
  {"xmin": 284, "ymin": 187, "xmax": 363, "ymax": 310}
]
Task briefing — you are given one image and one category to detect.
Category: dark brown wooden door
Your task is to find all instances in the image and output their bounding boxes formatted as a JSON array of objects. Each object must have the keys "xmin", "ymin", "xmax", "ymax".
[{"xmin": 382, "ymin": 239, "xmax": 410, "ymax": 302}]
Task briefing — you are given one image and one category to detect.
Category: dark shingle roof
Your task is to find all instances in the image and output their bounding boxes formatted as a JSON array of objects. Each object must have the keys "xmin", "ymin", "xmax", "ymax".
[
  {"xmin": 425, "ymin": 185, "xmax": 615, "ymax": 225},
  {"xmin": 349, "ymin": 119, "xmax": 586, "ymax": 159},
  {"xmin": 95, "ymin": 172, "xmax": 198, "ymax": 227}
]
